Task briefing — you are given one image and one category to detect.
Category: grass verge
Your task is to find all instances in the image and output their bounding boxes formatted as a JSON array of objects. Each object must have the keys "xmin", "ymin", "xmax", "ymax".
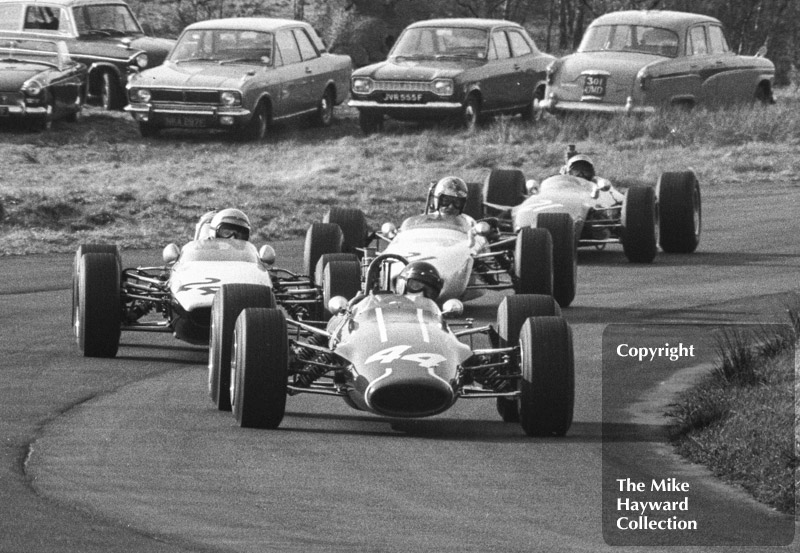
[{"xmin": 667, "ymin": 300, "xmax": 800, "ymax": 516}]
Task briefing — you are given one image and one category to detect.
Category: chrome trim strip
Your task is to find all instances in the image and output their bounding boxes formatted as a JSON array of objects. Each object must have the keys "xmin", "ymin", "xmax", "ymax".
[{"xmin": 348, "ymin": 100, "xmax": 462, "ymax": 110}]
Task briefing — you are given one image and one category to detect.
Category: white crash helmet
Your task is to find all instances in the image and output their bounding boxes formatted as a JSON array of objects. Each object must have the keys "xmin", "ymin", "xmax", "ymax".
[
  {"xmin": 211, "ymin": 208, "xmax": 251, "ymax": 240},
  {"xmin": 566, "ymin": 154, "xmax": 595, "ymax": 181},
  {"xmin": 433, "ymin": 176, "xmax": 468, "ymax": 213}
]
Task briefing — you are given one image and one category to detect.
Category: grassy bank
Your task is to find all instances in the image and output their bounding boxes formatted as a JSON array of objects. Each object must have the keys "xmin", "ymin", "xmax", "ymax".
[
  {"xmin": 1, "ymin": 92, "xmax": 800, "ymax": 255},
  {"xmin": 667, "ymin": 305, "xmax": 800, "ymax": 516}
]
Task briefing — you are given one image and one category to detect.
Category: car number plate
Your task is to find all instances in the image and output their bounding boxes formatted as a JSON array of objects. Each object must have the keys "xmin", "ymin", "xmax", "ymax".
[
  {"xmin": 582, "ymin": 74, "xmax": 607, "ymax": 99},
  {"xmin": 164, "ymin": 115, "xmax": 208, "ymax": 128},
  {"xmin": 382, "ymin": 92, "xmax": 424, "ymax": 103}
]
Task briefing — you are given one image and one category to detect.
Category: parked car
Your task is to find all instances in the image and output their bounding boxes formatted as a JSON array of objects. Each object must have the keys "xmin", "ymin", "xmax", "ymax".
[
  {"xmin": 222, "ymin": 252, "xmax": 574, "ymax": 437},
  {"xmin": 0, "ymin": 35, "xmax": 86, "ymax": 129},
  {"xmin": 349, "ymin": 18, "xmax": 555, "ymax": 133},
  {"xmin": 540, "ymin": 10, "xmax": 775, "ymax": 114},
  {"xmin": 125, "ymin": 17, "xmax": 352, "ymax": 140},
  {"xmin": 0, "ymin": 0, "xmax": 174, "ymax": 109}
]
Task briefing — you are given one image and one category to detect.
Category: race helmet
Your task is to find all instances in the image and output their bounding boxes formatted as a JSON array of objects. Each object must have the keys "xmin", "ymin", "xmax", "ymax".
[
  {"xmin": 566, "ymin": 155, "xmax": 595, "ymax": 181},
  {"xmin": 396, "ymin": 261, "xmax": 444, "ymax": 301},
  {"xmin": 433, "ymin": 176, "xmax": 468, "ymax": 214},
  {"xmin": 211, "ymin": 208, "xmax": 251, "ymax": 240}
]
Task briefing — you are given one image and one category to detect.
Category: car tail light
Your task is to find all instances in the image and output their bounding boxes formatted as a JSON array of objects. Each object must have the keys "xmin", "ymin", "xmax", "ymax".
[
  {"xmin": 637, "ymin": 68, "xmax": 651, "ymax": 91},
  {"xmin": 546, "ymin": 60, "xmax": 561, "ymax": 85}
]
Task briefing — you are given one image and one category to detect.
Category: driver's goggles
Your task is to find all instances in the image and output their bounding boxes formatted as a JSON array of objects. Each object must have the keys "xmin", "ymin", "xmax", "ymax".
[
  {"xmin": 438, "ymin": 195, "xmax": 466, "ymax": 210},
  {"xmin": 406, "ymin": 279, "xmax": 428, "ymax": 293},
  {"xmin": 217, "ymin": 227, "xmax": 246, "ymax": 239}
]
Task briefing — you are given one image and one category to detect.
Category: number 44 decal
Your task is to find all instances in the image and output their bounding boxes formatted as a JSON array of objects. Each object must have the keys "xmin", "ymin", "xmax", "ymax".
[{"xmin": 365, "ymin": 345, "xmax": 446, "ymax": 369}]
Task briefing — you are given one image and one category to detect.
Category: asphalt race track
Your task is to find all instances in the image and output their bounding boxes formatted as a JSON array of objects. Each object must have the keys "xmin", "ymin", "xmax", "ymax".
[{"xmin": 1, "ymin": 179, "xmax": 798, "ymax": 552}]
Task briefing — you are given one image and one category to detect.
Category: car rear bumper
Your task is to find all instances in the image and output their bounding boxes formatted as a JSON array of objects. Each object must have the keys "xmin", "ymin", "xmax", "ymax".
[{"xmin": 540, "ymin": 96, "xmax": 655, "ymax": 115}]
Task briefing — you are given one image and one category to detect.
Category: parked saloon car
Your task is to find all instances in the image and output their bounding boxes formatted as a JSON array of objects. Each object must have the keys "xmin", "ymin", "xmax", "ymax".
[
  {"xmin": 541, "ymin": 10, "xmax": 775, "ymax": 115},
  {"xmin": 125, "ymin": 18, "xmax": 352, "ymax": 140},
  {"xmin": 349, "ymin": 18, "xmax": 555, "ymax": 133},
  {"xmin": 0, "ymin": 0, "xmax": 174, "ymax": 110},
  {"xmin": 0, "ymin": 35, "xmax": 86, "ymax": 129}
]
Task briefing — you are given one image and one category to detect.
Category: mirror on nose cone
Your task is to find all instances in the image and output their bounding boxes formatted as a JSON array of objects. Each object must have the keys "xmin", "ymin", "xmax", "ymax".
[
  {"xmin": 162, "ymin": 243, "xmax": 180, "ymax": 263},
  {"xmin": 328, "ymin": 296, "xmax": 349, "ymax": 315},
  {"xmin": 442, "ymin": 299, "xmax": 464, "ymax": 318},
  {"xmin": 381, "ymin": 222, "xmax": 398, "ymax": 238},
  {"xmin": 526, "ymin": 179, "xmax": 540, "ymax": 194},
  {"xmin": 259, "ymin": 245, "xmax": 276, "ymax": 265}
]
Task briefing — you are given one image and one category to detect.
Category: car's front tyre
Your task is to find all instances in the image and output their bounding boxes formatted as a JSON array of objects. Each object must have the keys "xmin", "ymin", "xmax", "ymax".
[{"xmin": 241, "ymin": 102, "xmax": 268, "ymax": 141}]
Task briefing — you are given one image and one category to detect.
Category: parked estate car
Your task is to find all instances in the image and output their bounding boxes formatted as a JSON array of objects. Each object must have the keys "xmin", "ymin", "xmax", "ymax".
[
  {"xmin": 125, "ymin": 17, "xmax": 352, "ymax": 140},
  {"xmin": 0, "ymin": 0, "xmax": 173, "ymax": 109},
  {"xmin": 483, "ymin": 162, "xmax": 701, "ymax": 264},
  {"xmin": 0, "ymin": 35, "xmax": 86, "ymax": 129},
  {"xmin": 540, "ymin": 10, "xmax": 775, "ymax": 114},
  {"xmin": 349, "ymin": 18, "xmax": 555, "ymax": 133},
  {"xmin": 221, "ymin": 252, "xmax": 575, "ymax": 437}
]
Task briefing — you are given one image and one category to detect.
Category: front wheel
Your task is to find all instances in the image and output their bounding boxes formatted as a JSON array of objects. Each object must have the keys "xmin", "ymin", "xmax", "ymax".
[
  {"xmin": 242, "ymin": 102, "xmax": 268, "ymax": 141},
  {"xmin": 519, "ymin": 317, "xmax": 574, "ymax": 437},
  {"xmin": 209, "ymin": 284, "xmax": 275, "ymax": 411},
  {"xmin": 513, "ymin": 227, "xmax": 553, "ymax": 295},
  {"xmin": 621, "ymin": 186, "xmax": 657, "ymax": 263},
  {"xmin": 76, "ymin": 252, "xmax": 121, "ymax": 358},
  {"xmin": 463, "ymin": 95, "xmax": 481, "ymax": 130},
  {"xmin": 536, "ymin": 212, "xmax": 577, "ymax": 307},
  {"xmin": 231, "ymin": 307, "xmax": 288, "ymax": 429}
]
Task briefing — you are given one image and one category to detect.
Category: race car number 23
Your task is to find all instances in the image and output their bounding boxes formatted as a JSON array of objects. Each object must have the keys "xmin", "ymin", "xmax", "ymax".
[{"xmin": 365, "ymin": 345, "xmax": 446, "ymax": 369}]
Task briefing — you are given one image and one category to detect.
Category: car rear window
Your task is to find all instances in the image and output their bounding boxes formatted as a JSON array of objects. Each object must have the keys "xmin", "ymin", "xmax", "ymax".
[{"xmin": 579, "ymin": 24, "xmax": 678, "ymax": 57}]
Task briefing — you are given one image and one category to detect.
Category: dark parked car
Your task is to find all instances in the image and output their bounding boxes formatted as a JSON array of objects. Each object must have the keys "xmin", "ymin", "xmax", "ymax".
[
  {"xmin": 540, "ymin": 10, "xmax": 775, "ymax": 114},
  {"xmin": 0, "ymin": 0, "xmax": 174, "ymax": 109},
  {"xmin": 125, "ymin": 18, "xmax": 352, "ymax": 140},
  {"xmin": 349, "ymin": 18, "xmax": 555, "ymax": 133},
  {"xmin": 0, "ymin": 35, "xmax": 87, "ymax": 130}
]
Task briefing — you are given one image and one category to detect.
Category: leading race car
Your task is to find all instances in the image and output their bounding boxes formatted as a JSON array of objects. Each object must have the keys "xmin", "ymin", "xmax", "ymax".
[
  {"xmin": 303, "ymin": 179, "xmax": 578, "ymax": 308},
  {"xmin": 482, "ymin": 158, "xmax": 701, "ymax": 264},
  {"xmin": 221, "ymin": 253, "xmax": 575, "ymax": 437}
]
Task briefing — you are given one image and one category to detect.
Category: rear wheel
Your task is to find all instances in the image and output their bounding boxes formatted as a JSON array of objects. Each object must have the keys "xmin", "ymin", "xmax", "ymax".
[
  {"xmin": 314, "ymin": 87, "xmax": 335, "ymax": 127},
  {"xmin": 463, "ymin": 95, "xmax": 482, "ymax": 130},
  {"xmin": 231, "ymin": 308, "xmax": 288, "ymax": 429},
  {"xmin": 101, "ymin": 71, "xmax": 124, "ymax": 110},
  {"xmin": 657, "ymin": 171, "xmax": 701, "ymax": 253},
  {"xmin": 621, "ymin": 186, "xmax": 657, "ymax": 263},
  {"xmin": 513, "ymin": 227, "xmax": 553, "ymax": 295},
  {"xmin": 484, "ymin": 169, "xmax": 527, "ymax": 208},
  {"xmin": 324, "ymin": 207, "xmax": 368, "ymax": 255},
  {"xmin": 519, "ymin": 317, "xmax": 574, "ymax": 437},
  {"xmin": 519, "ymin": 86, "xmax": 544, "ymax": 122},
  {"xmin": 77, "ymin": 253, "xmax": 121, "ymax": 358},
  {"xmin": 304, "ymin": 223, "xmax": 343, "ymax": 282},
  {"xmin": 322, "ymin": 259, "xmax": 362, "ymax": 314},
  {"xmin": 463, "ymin": 181, "xmax": 484, "ymax": 220},
  {"xmin": 536, "ymin": 212, "xmax": 577, "ymax": 307},
  {"xmin": 209, "ymin": 284, "xmax": 275, "ymax": 411}
]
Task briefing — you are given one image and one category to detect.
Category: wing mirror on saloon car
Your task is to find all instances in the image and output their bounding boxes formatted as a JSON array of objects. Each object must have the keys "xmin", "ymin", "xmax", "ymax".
[
  {"xmin": 162, "ymin": 243, "xmax": 180, "ymax": 264},
  {"xmin": 258, "ymin": 245, "xmax": 276, "ymax": 265},
  {"xmin": 526, "ymin": 179, "xmax": 540, "ymax": 194}
]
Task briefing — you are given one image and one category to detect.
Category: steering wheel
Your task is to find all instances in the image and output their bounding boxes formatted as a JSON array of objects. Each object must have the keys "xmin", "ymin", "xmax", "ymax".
[{"xmin": 364, "ymin": 253, "xmax": 409, "ymax": 294}]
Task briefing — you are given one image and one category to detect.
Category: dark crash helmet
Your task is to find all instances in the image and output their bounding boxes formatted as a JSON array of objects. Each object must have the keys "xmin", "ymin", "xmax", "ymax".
[
  {"xmin": 211, "ymin": 208, "xmax": 251, "ymax": 240},
  {"xmin": 566, "ymin": 154, "xmax": 595, "ymax": 181},
  {"xmin": 396, "ymin": 261, "xmax": 444, "ymax": 301},
  {"xmin": 433, "ymin": 176, "xmax": 468, "ymax": 214}
]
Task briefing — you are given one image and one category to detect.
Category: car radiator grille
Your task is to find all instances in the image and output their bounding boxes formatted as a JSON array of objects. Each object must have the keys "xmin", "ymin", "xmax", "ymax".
[
  {"xmin": 0, "ymin": 92, "xmax": 23, "ymax": 105},
  {"xmin": 372, "ymin": 80, "xmax": 433, "ymax": 93},
  {"xmin": 149, "ymin": 89, "xmax": 221, "ymax": 104}
]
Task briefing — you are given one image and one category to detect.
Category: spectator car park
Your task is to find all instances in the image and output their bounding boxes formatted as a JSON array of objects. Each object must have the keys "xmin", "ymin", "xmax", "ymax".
[
  {"xmin": 0, "ymin": 35, "xmax": 86, "ymax": 129},
  {"xmin": 125, "ymin": 17, "xmax": 352, "ymax": 139},
  {"xmin": 0, "ymin": 0, "xmax": 173, "ymax": 109},
  {"xmin": 348, "ymin": 18, "xmax": 554, "ymax": 133},
  {"xmin": 540, "ymin": 10, "xmax": 775, "ymax": 114}
]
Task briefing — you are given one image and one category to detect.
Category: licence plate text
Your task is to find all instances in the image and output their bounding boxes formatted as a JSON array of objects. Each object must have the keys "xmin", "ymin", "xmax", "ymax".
[
  {"xmin": 383, "ymin": 92, "xmax": 424, "ymax": 103},
  {"xmin": 582, "ymin": 75, "xmax": 607, "ymax": 98}
]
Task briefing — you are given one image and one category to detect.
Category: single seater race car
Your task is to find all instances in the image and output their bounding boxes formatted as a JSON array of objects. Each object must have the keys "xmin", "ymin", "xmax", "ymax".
[
  {"xmin": 303, "ymin": 182, "xmax": 578, "ymax": 308},
  {"xmin": 220, "ymin": 253, "xmax": 575, "ymax": 437},
  {"xmin": 483, "ymin": 166, "xmax": 701, "ymax": 263}
]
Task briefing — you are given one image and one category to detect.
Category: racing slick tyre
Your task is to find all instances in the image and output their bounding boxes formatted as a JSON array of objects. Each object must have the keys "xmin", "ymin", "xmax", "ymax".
[
  {"xmin": 494, "ymin": 294, "xmax": 561, "ymax": 423},
  {"xmin": 463, "ymin": 181, "xmax": 484, "ymax": 220},
  {"xmin": 73, "ymin": 244, "xmax": 120, "ymax": 330},
  {"xmin": 324, "ymin": 207, "xmax": 368, "ymax": 256},
  {"xmin": 209, "ymin": 284, "xmax": 275, "ymax": 411},
  {"xmin": 536, "ymin": 212, "xmax": 577, "ymax": 308},
  {"xmin": 657, "ymin": 171, "xmax": 701, "ymax": 254},
  {"xmin": 621, "ymin": 186, "xmax": 657, "ymax": 263},
  {"xmin": 322, "ymin": 259, "xmax": 362, "ymax": 315},
  {"xmin": 77, "ymin": 253, "xmax": 121, "ymax": 358},
  {"xmin": 519, "ymin": 317, "xmax": 574, "ymax": 437},
  {"xmin": 304, "ymin": 222, "xmax": 343, "ymax": 283},
  {"xmin": 358, "ymin": 109, "xmax": 383, "ymax": 134},
  {"xmin": 483, "ymin": 169, "xmax": 527, "ymax": 209},
  {"xmin": 315, "ymin": 253, "xmax": 360, "ymax": 289},
  {"xmin": 513, "ymin": 227, "xmax": 553, "ymax": 295},
  {"xmin": 231, "ymin": 307, "xmax": 288, "ymax": 429}
]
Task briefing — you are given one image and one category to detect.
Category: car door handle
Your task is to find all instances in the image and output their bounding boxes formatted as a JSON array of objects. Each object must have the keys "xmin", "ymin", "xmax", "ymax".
[
  {"xmin": 513, "ymin": 64, "xmax": 521, "ymax": 71},
  {"xmin": 305, "ymin": 66, "xmax": 312, "ymax": 74}
]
